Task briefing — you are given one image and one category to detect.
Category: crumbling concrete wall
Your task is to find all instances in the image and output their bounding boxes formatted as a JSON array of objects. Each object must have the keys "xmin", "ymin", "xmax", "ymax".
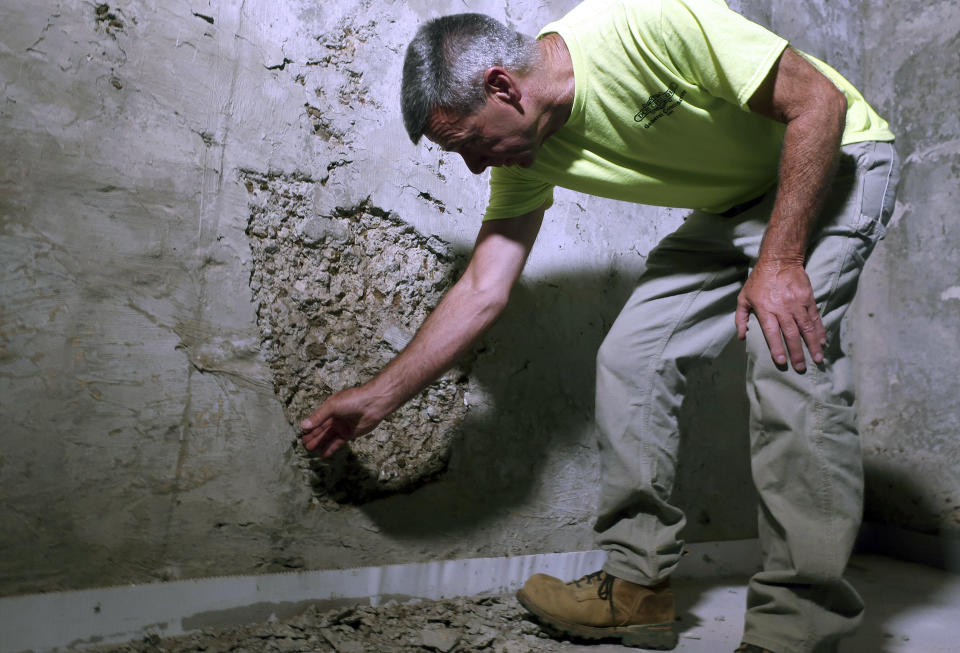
[
  {"xmin": 243, "ymin": 170, "xmax": 470, "ymax": 503},
  {"xmin": 1, "ymin": 0, "xmax": 957, "ymax": 598}
]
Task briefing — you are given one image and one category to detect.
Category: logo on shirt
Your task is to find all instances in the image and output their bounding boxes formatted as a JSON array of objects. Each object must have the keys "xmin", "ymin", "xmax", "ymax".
[{"xmin": 634, "ymin": 82, "xmax": 687, "ymax": 129}]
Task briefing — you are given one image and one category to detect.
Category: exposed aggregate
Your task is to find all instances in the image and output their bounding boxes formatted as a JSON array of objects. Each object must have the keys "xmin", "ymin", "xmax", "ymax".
[{"xmin": 241, "ymin": 171, "xmax": 471, "ymax": 506}]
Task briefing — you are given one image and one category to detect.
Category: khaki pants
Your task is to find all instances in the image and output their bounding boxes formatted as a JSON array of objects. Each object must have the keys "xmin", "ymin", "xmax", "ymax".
[{"xmin": 594, "ymin": 141, "xmax": 900, "ymax": 653}]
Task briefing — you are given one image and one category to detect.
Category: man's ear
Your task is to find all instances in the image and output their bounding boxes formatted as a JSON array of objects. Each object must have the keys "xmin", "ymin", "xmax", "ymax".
[{"xmin": 483, "ymin": 67, "xmax": 522, "ymax": 106}]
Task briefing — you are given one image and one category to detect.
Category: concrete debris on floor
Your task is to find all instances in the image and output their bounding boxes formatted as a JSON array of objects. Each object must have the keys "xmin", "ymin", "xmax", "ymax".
[{"xmin": 89, "ymin": 594, "xmax": 568, "ymax": 653}]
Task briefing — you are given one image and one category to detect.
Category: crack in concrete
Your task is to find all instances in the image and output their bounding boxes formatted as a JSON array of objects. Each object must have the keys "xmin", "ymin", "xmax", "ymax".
[{"xmin": 25, "ymin": 6, "xmax": 61, "ymax": 54}]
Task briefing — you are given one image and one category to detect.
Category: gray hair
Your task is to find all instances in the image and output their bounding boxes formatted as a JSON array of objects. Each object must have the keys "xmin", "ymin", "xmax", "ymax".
[{"xmin": 401, "ymin": 13, "xmax": 540, "ymax": 144}]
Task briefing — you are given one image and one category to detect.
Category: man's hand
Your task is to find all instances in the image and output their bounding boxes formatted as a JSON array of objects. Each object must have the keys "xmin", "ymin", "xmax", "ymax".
[
  {"xmin": 300, "ymin": 386, "xmax": 385, "ymax": 458},
  {"xmin": 738, "ymin": 47, "xmax": 846, "ymax": 372},
  {"xmin": 736, "ymin": 260, "xmax": 826, "ymax": 372}
]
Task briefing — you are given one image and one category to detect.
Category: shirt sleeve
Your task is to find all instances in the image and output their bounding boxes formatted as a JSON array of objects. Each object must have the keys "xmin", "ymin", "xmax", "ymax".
[
  {"xmin": 656, "ymin": 0, "xmax": 788, "ymax": 109},
  {"xmin": 483, "ymin": 166, "xmax": 555, "ymax": 221}
]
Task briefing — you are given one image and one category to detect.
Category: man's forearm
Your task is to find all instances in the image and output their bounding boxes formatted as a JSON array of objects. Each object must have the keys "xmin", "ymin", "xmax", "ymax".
[
  {"xmin": 301, "ymin": 211, "xmax": 543, "ymax": 455},
  {"xmin": 757, "ymin": 76, "xmax": 847, "ymax": 266},
  {"xmin": 298, "ymin": 277, "xmax": 505, "ymax": 456},
  {"xmin": 737, "ymin": 47, "xmax": 847, "ymax": 371},
  {"xmin": 358, "ymin": 272, "xmax": 509, "ymax": 421}
]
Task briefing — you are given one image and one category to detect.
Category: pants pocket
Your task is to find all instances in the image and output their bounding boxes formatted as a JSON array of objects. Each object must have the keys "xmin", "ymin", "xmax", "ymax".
[{"xmin": 855, "ymin": 141, "xmax": 901, "ymax": 242}]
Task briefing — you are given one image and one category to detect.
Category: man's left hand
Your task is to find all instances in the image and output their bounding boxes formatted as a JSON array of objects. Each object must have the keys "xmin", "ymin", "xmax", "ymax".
[{"xmin": 736, "ymin": 261, "xmax": 826, "ymax": 372}]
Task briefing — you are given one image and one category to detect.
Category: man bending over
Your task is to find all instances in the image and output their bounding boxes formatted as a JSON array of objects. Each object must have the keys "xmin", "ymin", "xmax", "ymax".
[{"xmin": 300, "ymin": 1, "xmax": 899, "ymax": 651}]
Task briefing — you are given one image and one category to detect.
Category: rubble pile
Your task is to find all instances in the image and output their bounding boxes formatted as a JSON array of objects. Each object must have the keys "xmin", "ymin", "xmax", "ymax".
[{"xmin": 91, "ymin": 593, "xmax": 576, "ymax": 653}]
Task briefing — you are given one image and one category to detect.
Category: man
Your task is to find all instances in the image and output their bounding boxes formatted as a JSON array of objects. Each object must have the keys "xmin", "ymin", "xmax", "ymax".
[{"xmin": 300, "ymin": 1, "xmax": 899, "ymax": 651}]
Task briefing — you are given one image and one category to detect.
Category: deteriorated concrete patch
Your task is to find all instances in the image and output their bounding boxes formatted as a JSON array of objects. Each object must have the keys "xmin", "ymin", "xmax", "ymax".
[{"xmin": 241, "ymin": 170, "xmax": 470, "ymax": 505}]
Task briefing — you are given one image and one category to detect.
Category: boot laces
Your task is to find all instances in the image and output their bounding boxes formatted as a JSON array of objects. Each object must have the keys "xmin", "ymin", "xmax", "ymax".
[{"xmin": 572, "ymin": 571, "xmax": 617, "ymax": 619}]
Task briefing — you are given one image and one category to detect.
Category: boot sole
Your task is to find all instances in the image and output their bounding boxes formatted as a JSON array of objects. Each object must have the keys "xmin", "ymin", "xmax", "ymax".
[{"xmin": 516, "ymin": 589, "xmax": 678, "ymax": 650}]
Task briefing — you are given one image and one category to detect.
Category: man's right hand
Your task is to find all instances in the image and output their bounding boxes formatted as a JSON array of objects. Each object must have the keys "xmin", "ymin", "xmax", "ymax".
[{"xmin": 300, "ymin": 386, "xmax": 385, "ymax": 458}]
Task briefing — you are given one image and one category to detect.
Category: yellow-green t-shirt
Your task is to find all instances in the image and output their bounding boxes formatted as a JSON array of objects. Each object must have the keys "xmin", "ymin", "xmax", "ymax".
[{"xmin": 483, "ymin": 0, "xmax": 895, "ymax": 220}]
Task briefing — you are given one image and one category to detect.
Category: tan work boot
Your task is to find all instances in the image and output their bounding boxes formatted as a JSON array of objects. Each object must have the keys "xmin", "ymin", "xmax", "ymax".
[{"xmin": 516, "ymin": 570, "xmax": 677, "ymax": 649}]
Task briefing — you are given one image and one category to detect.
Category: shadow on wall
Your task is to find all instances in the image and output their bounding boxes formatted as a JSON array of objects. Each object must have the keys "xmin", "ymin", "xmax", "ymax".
[
  {"xmin": 242, "ymin": 176, "xmax": 755, "ymax": 543},
  {"xmin": 858, "ymin": 459, "xmax": 960, "ymax": 574},
  {"xmin": 355, "ymin": 265, "xmax": 757, "ymax": 545},
  {"xmin": 863, "ymin": 460, "xmax": 946, "ymax": 537}
]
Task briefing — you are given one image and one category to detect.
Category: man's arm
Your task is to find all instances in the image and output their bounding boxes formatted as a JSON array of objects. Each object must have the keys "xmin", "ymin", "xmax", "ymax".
[
  {"xmin": 299, "ymin": 207, "xmax": 545, "ymax": 457},
  {"xmin": 737, "ymin": 47, "xmax": 847, "ymax": 372}
]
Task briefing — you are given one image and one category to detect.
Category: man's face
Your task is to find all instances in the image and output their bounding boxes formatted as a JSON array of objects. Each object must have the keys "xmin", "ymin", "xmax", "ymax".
[{"xmin": 425, "ymin": 101, "xmax": 539, "ymax": 175}]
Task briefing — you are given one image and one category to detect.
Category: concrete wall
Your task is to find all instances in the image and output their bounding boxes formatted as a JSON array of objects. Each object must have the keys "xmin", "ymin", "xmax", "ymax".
[
  {"xmin": 852, "ymin": 0, "xmax": 960, "ymax": 537},
  {"xmin": 0, "ymin": 0, "xmax": 956, "ymax": 596}
]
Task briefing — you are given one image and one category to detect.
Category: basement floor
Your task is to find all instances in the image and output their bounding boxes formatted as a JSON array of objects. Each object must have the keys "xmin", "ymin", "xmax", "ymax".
[{"xmin": 89, "ymin": 553, "xmax": 956, "ymax": 653}]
